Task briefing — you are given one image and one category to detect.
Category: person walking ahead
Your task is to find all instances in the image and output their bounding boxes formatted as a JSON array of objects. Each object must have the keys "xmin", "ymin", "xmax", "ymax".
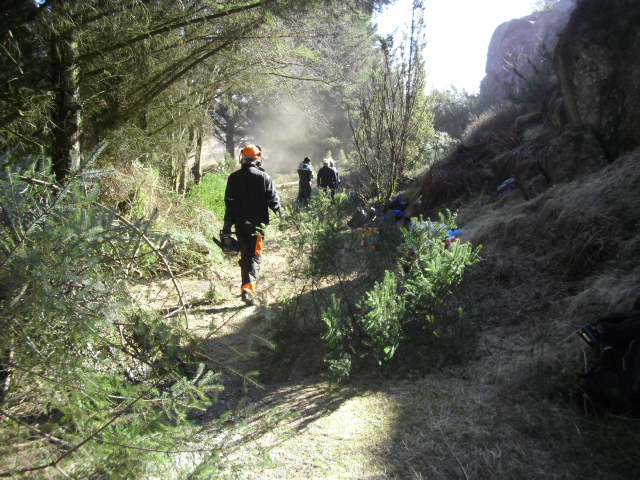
[
  {"xmin": 222, "ymin": 144, "xmax": 283, "ymax": 306},
  {"xmin": 297, "ymin": 156, "xmax": 315, "ymax": 202},
  {"xmin": 317, "ymin": 158, "xmax": 340, "ymax": 200}
]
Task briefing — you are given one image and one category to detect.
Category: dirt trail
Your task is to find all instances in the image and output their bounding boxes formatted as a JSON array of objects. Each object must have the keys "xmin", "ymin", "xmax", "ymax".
[
  {"xmin": 137, "ymin": 220, "xmax": 636, "ymax": 479},
  {"xmin": 141, "ymin": 239, "xmax": 398, "ymax": 479}
]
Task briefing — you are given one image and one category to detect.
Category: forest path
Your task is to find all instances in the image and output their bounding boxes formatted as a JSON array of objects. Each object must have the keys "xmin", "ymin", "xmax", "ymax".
[
  {"xmin": 135, "ymin": 224, "xmax": 607, "ymax": 480},
  {"xmin": 141, "ymin": 238, "xmax": 398, "ymax": 479}
]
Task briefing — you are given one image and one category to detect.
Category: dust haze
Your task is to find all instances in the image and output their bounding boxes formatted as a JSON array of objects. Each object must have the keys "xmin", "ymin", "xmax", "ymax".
[{"xmin": 202, "ymin": 92, "xmax": 351, "ymax": 176}]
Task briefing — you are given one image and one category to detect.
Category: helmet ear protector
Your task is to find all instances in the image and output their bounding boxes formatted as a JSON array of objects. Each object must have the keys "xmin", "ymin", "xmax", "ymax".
[{"xmin": 240, "ymin": 144, "xmax": 263, "ymax": 164}]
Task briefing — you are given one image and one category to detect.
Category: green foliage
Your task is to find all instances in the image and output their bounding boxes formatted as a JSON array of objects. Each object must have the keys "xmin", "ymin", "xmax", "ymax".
[
  {"xmin": 359, "ymin": 271, "xmax": 406, "ymax": 362},
  {"xmin": 349, "ymin": 0, "xmax": 435, "ymax": 204},
  {"xmin": 321, "ymin": 296, "xmax": 355, "ymax": 383},
  {"xmin": 420, "ymin": 131, "xmax": 460, "ymax": 167},
  {"xmin": 187, "ymin": 172, "xmax": 228, "ymax": 220},
  {"xmin": 270, "ymin": 194, "xmax": 480, "ymax": 381},
  {"xmin": 429, "ymin": 86, "xmax": 478, "ymax": 139},
  {"xmin": 222, "ymin": 153, "xmax": 240, "ymax": 173},
  {"xmin": 324, "ymin": 352, "xmax": 353, "ymax": 384},
  {"xmin": 265, "ymin": 192, "xmax": 400, "ymax": 378},
  {"xmin": 1, "ymin": 0, "xmax": 380, "ymax": 189},
  {"xmin": 288, "ymin": 192, "xmax": 400, "ymax": 282},
  {"xmin": 322, "ymin": 295, "xmax": 350, "ymax": 349},
  {"xmin": 321, "ymin": 211, "xmax": 481, "ymax": 369},
  {"xmin": 0, "ymin": 160, "xmax": 241, "ymax": 477}
]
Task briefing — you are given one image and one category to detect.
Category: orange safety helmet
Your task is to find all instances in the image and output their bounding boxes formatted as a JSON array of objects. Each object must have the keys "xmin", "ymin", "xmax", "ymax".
[{"xmin": 241, "ymin": 144, "xmax": 262, "ymax": 159}]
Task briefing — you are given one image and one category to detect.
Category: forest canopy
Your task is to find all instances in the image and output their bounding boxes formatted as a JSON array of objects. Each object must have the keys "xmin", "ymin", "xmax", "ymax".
[{"xmin": 1, "ymin": 0, "xmax": 392, "ymax": 186}]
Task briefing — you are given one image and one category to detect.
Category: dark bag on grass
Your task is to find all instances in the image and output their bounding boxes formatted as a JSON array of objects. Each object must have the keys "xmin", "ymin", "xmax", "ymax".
[{"xmin": 579, "ymin": 310, "xmax": 640, "ymax": 413}]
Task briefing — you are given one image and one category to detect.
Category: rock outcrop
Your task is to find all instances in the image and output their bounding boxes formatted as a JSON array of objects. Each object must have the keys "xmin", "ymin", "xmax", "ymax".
[
  {"xmin": 479, "ymin": 0, "xmax": 640, "ymax": 161},
  {"xmin": 419, "ymin": 0, "xmax": 640, "ymax": 216},
  {"xmin": 479, "ymin": 0, "xmax": 577, "ymax": 106},
  {"xmin": 537, "ymin": 127, "xmax": 608, "ymax": 185},
  {"xmin": 554, "ymin": 0, "xmax": 640, "ymax": 159}
]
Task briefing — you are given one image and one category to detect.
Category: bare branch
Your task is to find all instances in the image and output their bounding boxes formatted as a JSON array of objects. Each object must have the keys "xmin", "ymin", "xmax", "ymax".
[{"xmin": 96, "ymin": 205, "xmax": 190, "ymax": 328}]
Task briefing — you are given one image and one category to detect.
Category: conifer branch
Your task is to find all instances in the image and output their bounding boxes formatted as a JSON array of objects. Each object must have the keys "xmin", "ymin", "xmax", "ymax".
[
  {"xmin": 195, "ymin": 351, "xmax": 263, "ymax": 389},
  {"xmin": 96, "ymin": 205, "xmax": 190, "ymax": 328},
  {"xmin": 77, "ymin": 1, "xmax": 264, "ymax": 62},
  {"xmin": 0, "ymin": 409, "xmax": 69, "ymax": 447},
  {"xmin": 16, "ymin": 176, "xmax": 61, "ymax": 192},
  {"xmin": 0, "ymin": 367, "xmax": 180, "ymax": 478},
  {"xmin": 92, "ymin": 438, "xmax": 223, "ymax": 454}
]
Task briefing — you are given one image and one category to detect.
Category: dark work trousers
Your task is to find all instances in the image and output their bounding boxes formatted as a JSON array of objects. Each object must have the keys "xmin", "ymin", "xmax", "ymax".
[
  {"xmin": 298, "ymin": 183, "xmax": 312, "ymax": 202},
  {"xmin": 319, "ymin": 186, "xmax": 336, "ymax": 200},
  {"xmin": 236, "ymin": 226, "xmax": 263, "ymax": 295}
]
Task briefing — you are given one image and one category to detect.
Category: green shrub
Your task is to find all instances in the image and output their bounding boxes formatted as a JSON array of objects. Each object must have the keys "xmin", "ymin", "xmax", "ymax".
[
  {"xmin": 264, "ymin": 192, "xmax": 399, "ymax": 378},
  {"xmin": 188, "ymin": 172, "xmax": 228, "ymax": 220},
  {"xmin": 418, "ymin": 131, "xmax": 460, "ymax": 169},
  {"xmin": 358, "ymin": 270, "xmax": 406, "ymax": 361},
  {"xmin": 269, "ymin": 196, "xmax": 480, "ymax": 380},
  {"xmin": 322, "ymin": 211, "xmax": 481, "ymax": 368},
  {"xmin": 430, "ymin": 87, "xmax": 478, "ymax": 139},
  {"xmin": 0, "ymin": 159, "xmax": 247, "ymax": 477}
]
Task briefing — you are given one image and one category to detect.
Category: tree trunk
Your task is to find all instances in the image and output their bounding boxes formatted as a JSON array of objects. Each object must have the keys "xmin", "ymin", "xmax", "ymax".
[
  {"xmin": 226, "ymin": 117, "xmax": 236, "ymax": 158},
  {"xmin": 50, "ymin": 22, "xmax": 80, "ymax": 184},
  {"xmin": 193, "ymin": 127, "xmax": 203, "ymax": 185},
  {"xmin": 177, "ymin": 127, "xmax": 194, "ymax": 194},
  {"xmin": 0, "ymin": 348, "xmax": 13, "ymax": 404}
]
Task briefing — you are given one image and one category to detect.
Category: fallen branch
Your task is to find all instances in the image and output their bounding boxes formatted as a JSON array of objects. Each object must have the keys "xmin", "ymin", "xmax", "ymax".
[
  {"xmin": 276, "ymin": 181, "xmax": 298, "ymax": 189},
  {"xmin": 0, "ymin": 365, "xmax": 180, "ymax": 478},
  {"xmin": 97, "ymin": 205, "xmax": 190, "ymax": 329},
  {"xmin": 0, "ymin": 409, "xmax": 69, "ymax": 447},
  {"xmin": 17, "ymin": 176, "xmax": 61, "ymax": 192}
]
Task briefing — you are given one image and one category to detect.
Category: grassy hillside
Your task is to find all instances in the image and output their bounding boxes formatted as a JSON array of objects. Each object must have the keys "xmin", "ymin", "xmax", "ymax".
[{"xmin": 373, "ymin": 114, "xmax": 640, "ymax": 478}]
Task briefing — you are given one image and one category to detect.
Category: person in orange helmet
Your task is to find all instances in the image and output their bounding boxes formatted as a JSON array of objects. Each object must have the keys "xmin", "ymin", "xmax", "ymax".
[{"xmin": 222, "ymin": 144, "xmax": 284, "ymax": 306}]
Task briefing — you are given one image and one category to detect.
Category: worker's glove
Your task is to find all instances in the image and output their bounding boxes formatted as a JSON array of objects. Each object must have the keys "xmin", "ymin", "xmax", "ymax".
[{"xmin": 222, "ymin": 221, "xmax": 233, "ymax": 235}]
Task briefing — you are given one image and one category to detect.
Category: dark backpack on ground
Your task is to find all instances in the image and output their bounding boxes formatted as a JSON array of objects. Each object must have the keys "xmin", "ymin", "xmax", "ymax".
[{"xmin": 579, "ymin": 310, "xmax": 640, "ymax": 413}]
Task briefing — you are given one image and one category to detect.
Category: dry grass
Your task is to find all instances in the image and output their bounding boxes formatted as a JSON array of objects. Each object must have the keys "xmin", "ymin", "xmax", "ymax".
[
  {"xmin": 377, "ymin": 359, "xmax": 639, "ymax": 479},
  {"xmin": 414, "ymin": 127, "xmax": 532, "ymax": 217},
  {"xmin": 463, "ymin": 150, "xmax": 640, "ymax": 282},
  {"xmin": 413, "ymin": 104, "xmax": 573, "ymax": 219},
  {"xmin": 363, "ymin": 147, "xmax": 640, "ymax": 479},
  {"xmin": 125, "ymin": 149, "xmax": 640, "ymax": 479},
  {"xmin": 461, "ymin": 103, "xmax": 522, "ymax": 147}
]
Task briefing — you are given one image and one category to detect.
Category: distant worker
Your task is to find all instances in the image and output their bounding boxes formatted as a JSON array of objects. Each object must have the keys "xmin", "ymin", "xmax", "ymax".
[
  {"xmin": 222, "ymin": 144, "xmax": 284, "ymax": 306},
  {"xmin": 297, "ymin": 156, "xmax": 315, "ymax": 202},
  {"xmin": 317, "ymin": 158, "xmax": 340, "ymax": 200}
]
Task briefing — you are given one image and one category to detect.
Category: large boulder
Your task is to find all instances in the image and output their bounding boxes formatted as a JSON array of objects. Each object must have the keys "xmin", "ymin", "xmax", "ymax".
[
  {"xmin": 554, "ymin": 0, "xmax": 640, "ymax": 159},
  {"xmin": 479, "ymin": 0, "xmax": 577, "ymax": 106},
  {"xmin": 537, "ymin": 127, "xmax": 609, "ymax": 185}
]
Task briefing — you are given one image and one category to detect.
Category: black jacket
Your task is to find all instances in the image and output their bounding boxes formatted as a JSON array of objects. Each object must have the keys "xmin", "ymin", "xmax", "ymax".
[
  {"xmin": 317, "ymin": 166, "xmax": 339, "ymax": 189},
  {"xmin": 297, "ymin": 162, "xmax": 315, "ymax": 186},
  {"xmin": 224, "ymin": 163, "xmax": 281, "ymax": 231}
]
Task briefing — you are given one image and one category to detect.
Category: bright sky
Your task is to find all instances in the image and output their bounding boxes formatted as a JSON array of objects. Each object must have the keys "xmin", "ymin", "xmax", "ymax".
[{"xmin": 374, "ymin": 0, "xmax": 539, "ymax": 94}]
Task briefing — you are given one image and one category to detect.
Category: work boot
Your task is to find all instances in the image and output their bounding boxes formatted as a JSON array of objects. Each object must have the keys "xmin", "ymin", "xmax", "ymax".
[{"xmin": 241, "ymin": 290, "xmax": 257, "ymax": 306}]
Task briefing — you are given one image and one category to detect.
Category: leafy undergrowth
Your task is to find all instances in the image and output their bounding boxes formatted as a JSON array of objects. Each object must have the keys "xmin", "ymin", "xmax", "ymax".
[
  {"xmin": 3, "ymin": 149, "xmax": 638, "ymax": 478},
  {"xmin": 189, "ymin": 149, "xmax": 640, "ymax": 479},
  {"xmin": 136, "ymin": 149, "xmax": 639, "ymax": 479}
]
